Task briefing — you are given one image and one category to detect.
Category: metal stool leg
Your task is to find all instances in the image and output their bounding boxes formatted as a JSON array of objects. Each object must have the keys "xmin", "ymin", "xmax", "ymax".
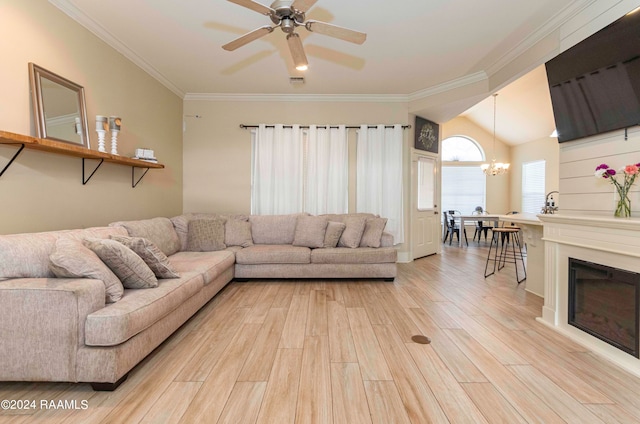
[{"xmin": 484, "ymin": 230, "xmax": 499, "ymax": 278}]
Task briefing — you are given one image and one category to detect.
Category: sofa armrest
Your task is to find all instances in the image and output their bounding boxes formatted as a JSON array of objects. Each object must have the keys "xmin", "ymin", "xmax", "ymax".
[
  {"xmin": 380, "ymin": 231, "xmax": 394, "ymax": 247},
  {"xmin": 0, "ymin": 278, "xmax": 105, "ymax": 382}
]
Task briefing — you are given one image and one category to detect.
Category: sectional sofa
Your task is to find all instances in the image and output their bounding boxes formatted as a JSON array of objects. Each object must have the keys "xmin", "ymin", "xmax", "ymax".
[{"xmin": 0, "ymin": 212, "xmax": 396, "ymax": 390}]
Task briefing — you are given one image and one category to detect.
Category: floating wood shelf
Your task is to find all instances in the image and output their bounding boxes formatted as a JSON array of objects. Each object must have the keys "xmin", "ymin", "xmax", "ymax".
[{"xmin": 0, "ymin": 130, "xmax": 164, "ymax": 187}]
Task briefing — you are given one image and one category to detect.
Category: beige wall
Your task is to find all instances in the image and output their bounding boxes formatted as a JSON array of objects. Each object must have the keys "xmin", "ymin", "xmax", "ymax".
[
  {"xmin": 510, "ymin": 136, "xmax": 560, "ymax": 212},
  {"xmin": 0, "ymin": 0, "xmax": 183, "ymax": 234},
  {"xmin": 441, "ymin": 115, "xmax": 510, "ymax": 214},
  {"xmin": 182, "ymin": 99, "xmax": 413, "ymax": 257}
]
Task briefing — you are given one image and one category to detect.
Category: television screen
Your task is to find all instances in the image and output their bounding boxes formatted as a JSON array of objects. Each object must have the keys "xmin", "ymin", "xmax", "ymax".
[{"xmin": 545, "ymin": 11, "xmax": 640, "ymax": 143}]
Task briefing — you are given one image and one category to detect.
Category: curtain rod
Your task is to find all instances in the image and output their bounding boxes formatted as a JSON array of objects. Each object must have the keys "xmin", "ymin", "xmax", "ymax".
[{"xmin": 239, "ymin": 124, "xmax": 411, "ymax": 130}]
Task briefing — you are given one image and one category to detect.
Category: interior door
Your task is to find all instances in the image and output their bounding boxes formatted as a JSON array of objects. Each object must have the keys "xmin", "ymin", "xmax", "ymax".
[{"xmin": 411, "ymin": 154, "xmax": 439, "ymax": 259}]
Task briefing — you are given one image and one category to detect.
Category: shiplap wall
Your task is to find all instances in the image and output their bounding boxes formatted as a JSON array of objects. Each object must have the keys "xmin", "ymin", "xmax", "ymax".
[{"xmin": 559, "ymin": 126, "xmax": 640, "ymax": 216}]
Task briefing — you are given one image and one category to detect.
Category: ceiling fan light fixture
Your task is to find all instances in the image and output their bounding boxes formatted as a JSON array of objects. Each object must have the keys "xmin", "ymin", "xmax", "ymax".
[{"xmin": 286, "ymin": 32, "xmax": 308, "ymax": 71}]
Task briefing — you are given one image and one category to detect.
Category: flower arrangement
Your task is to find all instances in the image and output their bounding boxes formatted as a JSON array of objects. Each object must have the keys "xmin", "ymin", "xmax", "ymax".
[{"xmin": 595, "ymin": 162, "xmax": 640, "ymax": 217}]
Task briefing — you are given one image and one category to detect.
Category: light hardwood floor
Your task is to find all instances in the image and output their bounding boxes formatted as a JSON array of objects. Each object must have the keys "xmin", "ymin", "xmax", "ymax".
[{"xmin": 2, "ymin": 243, "xmax": 640, "ymax": 423}]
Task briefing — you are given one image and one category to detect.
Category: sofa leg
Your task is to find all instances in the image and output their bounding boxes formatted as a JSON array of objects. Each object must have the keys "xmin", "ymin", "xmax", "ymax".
[
  {"xmin": 90, "ymin": 374, "xmax": 128, "ymax": 391},
  {"xmin": 383, "ymin": 278, "xmax": 395, "ymax": 282}
]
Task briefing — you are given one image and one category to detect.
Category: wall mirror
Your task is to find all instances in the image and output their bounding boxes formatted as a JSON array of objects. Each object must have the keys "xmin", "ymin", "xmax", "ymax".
[{"xmin": 29, "ymin": 63, "xmax": 90, "ymax": 148}]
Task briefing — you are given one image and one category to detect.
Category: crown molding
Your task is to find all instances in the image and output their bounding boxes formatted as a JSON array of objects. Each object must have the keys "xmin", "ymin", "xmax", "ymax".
[
  {"xmin": 183, "ymin": 93, "xmax": 409, "ymax": 102},
  {"xmin": 407, "ymin": 71, "xmax": 488, "ymax": 102},
  {"xmin": 48, "ymin": 0, "xmax": 185, "ymax": 98}
]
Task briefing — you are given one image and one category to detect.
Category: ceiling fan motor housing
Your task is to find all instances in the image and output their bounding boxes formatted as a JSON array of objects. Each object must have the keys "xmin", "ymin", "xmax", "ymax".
[{"xmin": 269, "ymin": 0, "xmax": 305, "ymax": 27}]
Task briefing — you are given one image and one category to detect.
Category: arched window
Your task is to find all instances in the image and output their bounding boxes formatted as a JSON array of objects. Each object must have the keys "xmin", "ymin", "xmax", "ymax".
[
  {"xmin": 442, "ymin": 136, "xmax": 485, "ymax": 161},
  {"xmin": 441, "ymin": 136, "xmax": 487, "ymax": 216}
]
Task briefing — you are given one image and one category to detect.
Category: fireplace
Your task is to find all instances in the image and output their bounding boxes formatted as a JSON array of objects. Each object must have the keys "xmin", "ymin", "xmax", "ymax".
[
  {"xmin": 568, "ymin": 258, "xmax": 640, "ymax": 358},
  {"xmin": 539, "ymin": 209, "xmax": 640, "ymax": 376}
]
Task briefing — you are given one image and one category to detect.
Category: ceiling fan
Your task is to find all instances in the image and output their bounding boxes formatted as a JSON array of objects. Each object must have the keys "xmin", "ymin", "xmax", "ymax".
[{"xmin": 222, "ymin": 0, "xmax": 366, "ymax": 71}]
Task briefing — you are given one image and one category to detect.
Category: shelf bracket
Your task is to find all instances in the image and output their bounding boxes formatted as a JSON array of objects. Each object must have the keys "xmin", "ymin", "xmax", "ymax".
[
  {"xmin": 132, "ymin": 167, "xmax": 150, "ymax": 188},
  {"xmin": 0, "ymin": 144, "xmax": 25, "ymax": 178},
  {"xmin": 82, "ymin": 158, "xmax": 104, "ymax": 185}
]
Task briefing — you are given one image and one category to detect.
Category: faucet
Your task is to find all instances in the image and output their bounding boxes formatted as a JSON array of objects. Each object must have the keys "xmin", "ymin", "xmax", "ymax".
[{"xmin": 541, "ymin": 191, "xmax": 559, "ymax": 214}]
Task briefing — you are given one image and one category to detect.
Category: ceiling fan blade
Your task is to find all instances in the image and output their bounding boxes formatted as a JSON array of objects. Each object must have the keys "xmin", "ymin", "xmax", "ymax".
[
  {"xmin": 291, "ymin": 0, "xmax": 318, "ymax": 13},
  {"xmin": 286, "ymin": 33, "xmax": 309, "ymax": 70},
  {"xmin": 222, "ymin": 26, "xmax": 274, "ymax": 51},
  {"xmin": 305, "ymin": 20, "xmax": 366, "ymax": 44},
  {"xmin": 227, "ymin": 0, "xmax": 274, "ymax": 16}
]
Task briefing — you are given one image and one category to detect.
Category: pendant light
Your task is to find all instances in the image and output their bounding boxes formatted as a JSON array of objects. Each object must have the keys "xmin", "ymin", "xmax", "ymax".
[{"xmin": 481, "ymin": 93, "xmax": 510, "ymax": 176}]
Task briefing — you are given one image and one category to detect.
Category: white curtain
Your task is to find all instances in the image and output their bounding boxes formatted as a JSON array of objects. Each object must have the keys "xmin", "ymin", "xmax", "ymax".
[
  {"xmin": 251, "ymin": 124, "xmax": 303, "ymax": 215},
  {"xmin": 356, "ymin": 124, "xmax": 404, "ymax": 244},
  {"xmin": 305, "ymin": 125, "xmax": 348, "ymax": 215}
]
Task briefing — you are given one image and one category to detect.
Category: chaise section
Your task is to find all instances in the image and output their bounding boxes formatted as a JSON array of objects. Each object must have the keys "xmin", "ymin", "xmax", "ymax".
[{"xmin": 84, "ymin": 272, "xmax": 204, "ymax": 347}]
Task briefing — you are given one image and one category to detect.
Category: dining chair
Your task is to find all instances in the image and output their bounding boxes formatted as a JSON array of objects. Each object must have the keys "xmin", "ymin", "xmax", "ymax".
[
  {"xmin": 445, "ymin": 210, "xmax": 468, "ymax": 246},
  {"xmin": 472, "ymin": 206, "xmax": 492, "ymax": 242}
]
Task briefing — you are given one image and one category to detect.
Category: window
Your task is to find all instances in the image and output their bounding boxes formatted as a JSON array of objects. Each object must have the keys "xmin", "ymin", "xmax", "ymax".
[
  {"xmin": 522, "ymin": 160, "xmax": 546, "ymax": 214},
  {"xmin": 417, "ymin": 157, "xmax": 435, "ymax": 210},
  {"xmin": 441, "ymin": 166, "xmax": 486, "ymax": 214},
  {"xmin": 441, "ymin": 136, "xmax": 486, "ymax": 215},
  {"xmin": 442, "ymin": 136, "xmax": 484, "ymax": 161}
]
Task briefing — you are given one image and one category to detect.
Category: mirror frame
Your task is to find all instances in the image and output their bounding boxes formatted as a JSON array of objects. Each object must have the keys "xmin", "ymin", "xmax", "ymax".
[{"xmin": 29, "ymin": 63, "xmax": 90, "ymax": 149}]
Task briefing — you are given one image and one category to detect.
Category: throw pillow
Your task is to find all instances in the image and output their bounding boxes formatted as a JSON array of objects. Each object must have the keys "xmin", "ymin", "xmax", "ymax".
[
  {"xmin": 359, "ymin": 217, "xmax": 388, "ymax": 248},
  {"xmin": 49, "ymin": 237, "xmax": 124, "ymax": 303},
  {"xmin": 338, "ymin": 216, "xmax": 367, "ymax": 248},
  {"xmin": 84, "ymin": 238, "xmax": 158, "ymax": 289},
  {"xmin": 110, "ymin": 235, "xmax": 180, "ymax": 279},
  {"xmin": 109, "ymin": 217, "xmax": 181, "ymax": 256},
  {"xmin": 323, "ymin": 221, "xmax": 346, "ymax": 248},
  {"xmin": 225, "ymin": 219, "xmax": 253, "ymax": 247},
  {"xmin": 293, "ymin": 216, "xmax": 329, "ymax": 248},
  {"xmin": 187, "ymin": 219, "xmax": 227, "ymax": 252}
]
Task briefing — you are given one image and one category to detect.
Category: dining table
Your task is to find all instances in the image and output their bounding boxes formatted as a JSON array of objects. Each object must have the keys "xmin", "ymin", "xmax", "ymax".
[{"xmin": 456, "ymin": 214, "xmax": 502, "ymax": 246}]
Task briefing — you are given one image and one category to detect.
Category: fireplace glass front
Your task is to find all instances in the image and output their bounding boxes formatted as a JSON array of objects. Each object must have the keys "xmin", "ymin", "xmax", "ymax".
[{"xmin": 568, "ymin": 258, "xmax": 639, "ymax": 358}]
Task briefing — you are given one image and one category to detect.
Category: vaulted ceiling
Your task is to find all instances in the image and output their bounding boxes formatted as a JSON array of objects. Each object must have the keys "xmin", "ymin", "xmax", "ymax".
[{"xmin": 50, "ymin": 0, "xmax": 630, "ymax": 145}]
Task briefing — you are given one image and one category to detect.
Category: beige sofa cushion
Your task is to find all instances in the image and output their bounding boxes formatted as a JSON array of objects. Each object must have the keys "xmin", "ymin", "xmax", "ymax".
[
  {"xmin": 168, "ymin": 250, "xmax": 236, "ymax": 285},
  {"xmin": 235, "ymin": 245, "xmax": 311, "ymax": 265},
  {"xmin": 186, "ymin": 219, "xmax": 227, "ymax": 252},
  {"xmin": 110, "ymin": 217, "xmax": 181, "ymax": 256},
  {"xmin": 84, "ymin": 272, "xmax": 204, "ymax": 346},
  {"xmin": 225, "ymin": 219, "xmax": 254, "ymax": 247},
  {"xmin": 338, "ymin": 216, "xmax": 367, "ymax": 248},
  {"xmin": 84, "ymin": 238, "xmax": 158, "ymax": 289},
  {"xmin": 0, "ymin": 226, "xmax": 127, "ymax": 280},
  {"xmin": 171, "ymin": 213, "xmax": 250, "ymax": 250},
  {"xmin": 249, "ymin": 214, "xmax": 303, "ymax": 245},
  {"xmin": 311, "ymin": 247, "xmax": 397, "ymax": 264},
  {"xmin": 323, "ymin": 221, "xmax": 346, "ymax": 248},
  {"xmin": 49, "ymin": 237, "xmax": 124, "ymax": 303},
  {"xmin": 110, "ymin": 235, "xmax": 180, "ymax": 279},
  {"xmin": 360, "ymin": 217, "xmax": 388, "ymax": 248},
  {"xmin": 293, "ymin": 216, "xmax": 328, "ymax": 248}
]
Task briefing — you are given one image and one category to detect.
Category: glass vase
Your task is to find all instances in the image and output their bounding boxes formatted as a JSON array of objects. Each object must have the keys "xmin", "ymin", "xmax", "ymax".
[{"xmin": 614, "ymin": 191, "xmax": 631, "ymax": 218}]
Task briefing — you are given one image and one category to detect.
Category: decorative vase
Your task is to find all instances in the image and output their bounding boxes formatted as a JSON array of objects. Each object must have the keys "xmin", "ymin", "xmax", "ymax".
[{"xmin": 614, "ymin": 190, "xmax": 631, "ymax": 218}]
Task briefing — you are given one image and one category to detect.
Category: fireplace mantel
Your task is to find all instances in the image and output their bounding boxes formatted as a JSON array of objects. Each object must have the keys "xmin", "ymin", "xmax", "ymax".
[{"xmin": 538, "ymin": 213, "xmax": 640, "ymax": 377}]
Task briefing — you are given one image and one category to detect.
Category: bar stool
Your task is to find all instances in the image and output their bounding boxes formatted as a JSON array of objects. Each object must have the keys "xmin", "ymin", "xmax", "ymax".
[{"xmin": 484, "ymin": 227, "xmax": 526, "ymax": 284}]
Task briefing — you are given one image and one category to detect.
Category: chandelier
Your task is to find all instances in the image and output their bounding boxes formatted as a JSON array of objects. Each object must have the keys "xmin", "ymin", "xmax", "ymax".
[{"xmin": 481, "ymin": 93, "xmax": 510, "ymax": 176}]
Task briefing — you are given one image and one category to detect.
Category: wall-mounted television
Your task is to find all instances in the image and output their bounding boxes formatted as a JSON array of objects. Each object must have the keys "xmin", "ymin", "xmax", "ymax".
[{"xmin": 545, "ymin": 11, "xmax": 640, "ymax": 143}]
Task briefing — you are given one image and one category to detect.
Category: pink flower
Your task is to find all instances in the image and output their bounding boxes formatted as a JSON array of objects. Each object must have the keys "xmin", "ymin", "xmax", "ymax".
[{"xmin": 625, "ymin": 164, "xmax": 639, "ymax": 175}]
